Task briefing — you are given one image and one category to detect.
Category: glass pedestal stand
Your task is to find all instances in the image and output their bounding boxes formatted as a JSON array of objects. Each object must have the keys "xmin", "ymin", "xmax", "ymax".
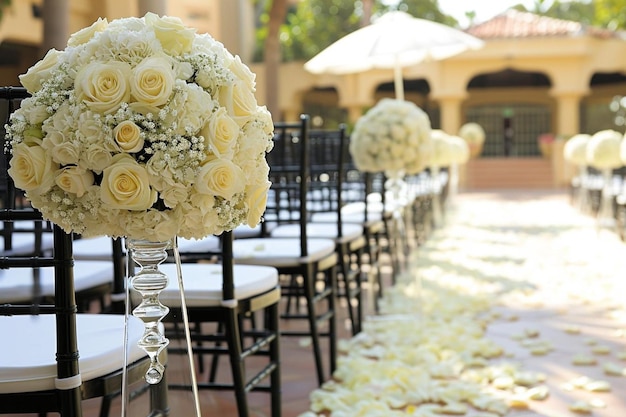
[
  {"xmin": 122, "ymin": 239, "xmax": 202, "ymax": 417},
  {"xmin": 127, "ymin": 239, "xmax": 170, "ymax": 384},
  {"xmin": 430, "ymin": 165, "xmax": 443, "ymax": 228},
  {"xmin": 385, "ymin": 170, "xmax": 408, "ymax": 274},
  {"xmin": 597, "ymin": 168, "xmax": 616, "ymax": 232}
]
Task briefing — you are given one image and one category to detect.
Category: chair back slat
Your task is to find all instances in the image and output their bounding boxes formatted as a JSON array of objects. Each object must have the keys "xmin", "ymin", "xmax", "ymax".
[
  {"xmin": 266, "ymin": 114, "xmax": 310, "ymax": 256},
  {"xmin": 1, "ymin": 86, "xmax": 83, "ymax": 416}
]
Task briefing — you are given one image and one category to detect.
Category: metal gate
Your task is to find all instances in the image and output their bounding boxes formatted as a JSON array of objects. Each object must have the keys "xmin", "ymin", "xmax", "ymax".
[{"xmin": 466, "ymin": 104, "xmax": 551, "ymax": 157}]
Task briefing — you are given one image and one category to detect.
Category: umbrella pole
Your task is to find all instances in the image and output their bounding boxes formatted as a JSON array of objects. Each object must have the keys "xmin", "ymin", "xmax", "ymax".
[{"xmin": 394, "ymin": 64, "xmax": 404, "ymax": 101}]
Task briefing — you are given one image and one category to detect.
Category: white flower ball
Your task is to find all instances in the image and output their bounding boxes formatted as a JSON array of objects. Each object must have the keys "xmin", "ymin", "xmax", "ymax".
[
  {"xmin": 447, "ymin": 135, "xmax": 470, "ymax": 165},
  {"xmin": 349, "ymin": 98, "xmax": 432, "ymax": 174},
  {"xmin": 430, "ymin": 129, "xmax": 454, "ymax": 168},
  {"xmin": 586, "ymin": 129, "xmax": 623, "ymax": 170},
  {"xmin": 620, "ymin": 132, "xmax": 626, "ymax": 165},
  {"xmin": 564, "ymin": 134, "xmax": 591, "ymax": 166},
  {"xmin": 458, "ymin": 122, "xmax": 485, "ymax": 145}
]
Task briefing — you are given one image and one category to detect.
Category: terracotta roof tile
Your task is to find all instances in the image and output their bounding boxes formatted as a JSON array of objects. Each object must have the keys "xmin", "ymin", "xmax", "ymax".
[{"xmin": 466, "ymin": 9, "xmax": 620, "ymax": 40}]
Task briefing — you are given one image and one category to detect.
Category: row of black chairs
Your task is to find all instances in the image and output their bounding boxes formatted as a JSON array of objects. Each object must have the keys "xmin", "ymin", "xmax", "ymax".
[{"xmin": 0, "ymin": 86, "xmax": 444, "ymax": 417}]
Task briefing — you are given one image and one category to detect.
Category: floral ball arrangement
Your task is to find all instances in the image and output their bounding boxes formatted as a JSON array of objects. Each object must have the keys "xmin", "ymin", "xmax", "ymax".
[
  {"xmin": 5, "ymin": 13, "xmax": 274, "ymax": 241},
  {"xmin": 429, "ymin": 129, "xmax": 468, "ymax": 168},
  {"xmin": 586, "ymin": 129, "xmax": 622, "ymax": 170},
  {"xmin": 620, "ymin": 132, "xmax": 626, "ymax": 165},
  {"xmin": 563, "ymin": 134, "xmax": 591, "ymax": 166},
  {"xmin": 458, "ymin": 122, "xmax": 485, "ymax": 158},
  {"xmin": 447, "ymin": 135, "xmax": 470, "ymax": 165},
  {"xmin": 349, "ymin": 98, "xmax": 432, "ymax": 175}
]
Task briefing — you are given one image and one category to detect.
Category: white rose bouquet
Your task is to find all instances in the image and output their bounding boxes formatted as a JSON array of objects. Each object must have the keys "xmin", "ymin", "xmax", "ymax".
[
  {"xmin": 430, "ymin": 129, "xmax": 469, "ymax": 168},
  {"xmin": 458, "ymin": 122, "xmax": 485, "ymax": 158},
  {"xmin": 586, "ymin": 129, "xmax": 623, "ymax": 170},
  {"xmin": 349, "ymin": 98, "xmax": 432, "ymax": 175},
  {"xmin": 563, "ymin": 134, "xmax": 591, "ymax": 166},
  {"xmin": 5, "ymin": 13, "xmax": 273, "ymax": 242}
]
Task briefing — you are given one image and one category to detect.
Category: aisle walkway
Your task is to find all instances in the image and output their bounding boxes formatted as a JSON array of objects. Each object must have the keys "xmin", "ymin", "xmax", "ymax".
[
  {"xmin": 72, "ymin": 190, "xmax": 626, "ymax": 417},
  {"xmin": 299, "ymin": 190, "xmax": 626, "ymax": 417}
]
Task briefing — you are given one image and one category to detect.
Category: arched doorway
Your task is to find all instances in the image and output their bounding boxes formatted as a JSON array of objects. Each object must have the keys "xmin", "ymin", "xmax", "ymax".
[
  {"xmin": 302, "ymin": 87, "xmax": 347, "ymax": 129},
  {"xmin": 465, "ymin": 69, "xmax": 552, "ymax": 157},
  {"xmin": 582, "ymin": 72, "xmax": 626, "ymax": 134}
]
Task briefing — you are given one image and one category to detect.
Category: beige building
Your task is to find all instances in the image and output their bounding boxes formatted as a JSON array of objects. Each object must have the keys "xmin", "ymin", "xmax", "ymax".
[{"xmin": 1, "ymin": 1, "xmax": 626, "ymax": 186}]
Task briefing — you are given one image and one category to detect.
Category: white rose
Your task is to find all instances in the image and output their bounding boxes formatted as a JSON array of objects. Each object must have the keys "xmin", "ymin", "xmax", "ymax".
[
  {"xmin": 130, "ymin": 56, "xmax": 176, "ymax": 107},
  {"xmin": 19, "ymin": 49, "xmax": 63, "ymax": 93},
  {"xmin": 202, "ymin": 107, "xmax": 239, "ymax": 158},
  {"xmin": 160, "ymin": 182, "xmax": 189, "ymax": 209},
  {"xmin": 74, "ymin": 61, "xmax": 132, "ymax": 114},
  {"xmin": 43, "ymin": 131, "xmax": 80, "ymax": 165},
  {"xmin": 144, "ymin": 12, "xmax": 196, "ymax": 55},
  {"xmin": 67, "ymin": 17, "xmax": 108, "ymax": 47},
  {"xmin": 245, "ymin": 181, "xmax": 270, "ymax": 228},
  {"xmin": 19, "ymin": 98, "xmax": 49, "ymax": 124},
  {"xmin": 114, "ymin": 120, "xmax": 144, "ymax": 153},
  {"xmin": 8, "ymin": 143, "xmax": 58, "ymax": 192},
  {"xmin": 195, "ymin": 159, "xmax": 245, "ymax": 200},
  {"xmin": 55, "ymin": 166, "xmax": 94, "ymax": 197},
  {"xmin": 82, "ymin": 144, "xmax": 112, "ymax": 173},
  {"xmin": 101, "ymin": 154, "xmax": 157, "ymax": 210},
  {"xmin": 228, "ymin": 55, "xmax": 256, "ymax": 90},
  {"xmin": 218, "ymin": 80, "xmax": 258, "ymax": 126},
  {"xmin": 77, "ymin": 112, "xmax": 115, "ymax": 151}
]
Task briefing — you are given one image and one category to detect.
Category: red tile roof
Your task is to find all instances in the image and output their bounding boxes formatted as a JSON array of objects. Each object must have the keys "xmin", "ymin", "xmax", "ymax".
[{"xmin": 466, "ymin": 9, "xmax": 620, "ymax": 40}]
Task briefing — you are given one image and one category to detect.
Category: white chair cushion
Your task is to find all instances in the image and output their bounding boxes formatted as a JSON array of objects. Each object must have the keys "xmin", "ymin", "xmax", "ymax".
[
  {"xmin": 232, "ymin": 237, "xmax": 336, "ymax": 268},
  {"xmin": 72, "ymin": 236, "xmax": 118, "ymax": 260},
  {"xmin": 0, "ymin": 314, "xmax": 146, "ymax": 393},
  {"xmin": 0, "ymin": 223, "xmax": 54, "ymax": 256},
  {"xmin": 149, "ymin": 263, "xmax": 279, "ymax": 307},
  {"xmin": 175, "ymin": 236, "xmax": 221, "ymax": 254},
  {"xmin": 311, "ymin": 205, "xmax": 383, "ymax": 224},
  {"xmin": 0, "ymin": 261, "xmax": 113, "ymax": 303},
  {"xmin": 270, "ymin": 223, "xmax": 363, "ymax": 241}
]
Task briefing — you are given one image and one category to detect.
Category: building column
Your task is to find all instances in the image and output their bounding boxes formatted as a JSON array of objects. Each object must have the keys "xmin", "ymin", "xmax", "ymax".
[
  {"xmin": 551, "ymin": 90, "xmax": 585, "ymax": 136},
  {"xmin": 435, "ymin": 95, "xmax": 465, "ymax": 135},
  {"xmin": 138, "ymin": 0, "xmax": 167, "ymax": 15},
  {"xmin": 346, "ymin": 105, "xmax": 364, "ymax": 124},
  {"xmin": 550, "ymin": 89, "xmax": 587, "ymax": 187},
  {"xmin": 42, "ymin": 0, "xmax": 69, "ymax": 52}
]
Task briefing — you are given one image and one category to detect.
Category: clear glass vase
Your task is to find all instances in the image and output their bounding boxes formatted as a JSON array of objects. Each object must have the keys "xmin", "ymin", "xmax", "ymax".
[{"xmin": 127, "ymin": 239, "xmax": 171, "ymax": 384}]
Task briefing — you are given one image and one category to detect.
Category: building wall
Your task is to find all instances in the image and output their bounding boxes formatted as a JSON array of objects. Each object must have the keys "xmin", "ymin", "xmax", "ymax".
[{"xmin": 1, "ymin": 2, "xmax": 625, "ymax": 142}]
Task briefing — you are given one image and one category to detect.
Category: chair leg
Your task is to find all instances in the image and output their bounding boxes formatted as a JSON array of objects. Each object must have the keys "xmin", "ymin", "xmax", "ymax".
[
  {"xmin": 225, "ymin": 310, "xmax": 250, "ymax": 417},
  {"xmin": 208, "ymin": 322, "xmax": 224, "ymax": 382},
  {"xmin": 303, "ymin": 269, "xmax": 326, "ymax": 386},
  {"xmin": 268, "ymin": 302, "xmax": 282, "ymax": 417},
  {"xmin": 327, "ymin": 266, "xmax": 338, "ymax": 375},
  {"xmin": 338, "ymin": 245, "xmax": 360, "ymax": 335}
]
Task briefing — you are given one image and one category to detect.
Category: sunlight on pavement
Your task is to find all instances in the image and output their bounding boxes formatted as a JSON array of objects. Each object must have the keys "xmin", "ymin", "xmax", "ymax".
[{"xmin": 299, "ymin": 193, "xmax": 626, "ymax": 417}]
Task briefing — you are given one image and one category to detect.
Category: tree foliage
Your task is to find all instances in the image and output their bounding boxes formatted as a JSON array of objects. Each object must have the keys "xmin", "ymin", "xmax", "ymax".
[
  {"xmin": 0, "ymin": 0, "xmax": 11, "ymax": 22},
  {"xmin": 253, "ymin": 0, "xmax": 459, "ymax": 62},
  {"xmin": 253, "ymin": 0, "xmax": 626, "ymax": 65}
]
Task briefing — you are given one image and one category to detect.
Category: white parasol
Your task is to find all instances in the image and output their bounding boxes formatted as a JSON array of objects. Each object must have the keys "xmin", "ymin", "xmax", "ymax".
[{"xmin": 304, "ymin": 11, "xmax": 484, "ymax": 100}]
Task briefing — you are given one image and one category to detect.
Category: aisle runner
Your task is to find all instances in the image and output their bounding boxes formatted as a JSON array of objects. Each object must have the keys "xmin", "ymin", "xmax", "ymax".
[{"xmin": 299, "ymin": 195, "xmax": 626, "ymax": 417}]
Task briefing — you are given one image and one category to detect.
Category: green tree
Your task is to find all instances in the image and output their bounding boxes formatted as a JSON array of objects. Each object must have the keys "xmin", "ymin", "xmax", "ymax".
[
  {"xmin": 538, "ymin": 0, "xmax": 595, "ymax": 25},
  {"xmin": 0, "ymin": 0, "xmax": 11, "ymax": 21},
  {"xmin": 391, "ymin": 0, "xmax": 458, "ymax": 27},
  {"xmin": 254, "ymin": 0, "xmax": 460, "ymax": 63},
  {"xmin": 280, "ymin": 0, "xmax": 366, "ymax": 62},
  {"xmin": 594, "ymin": 0, "xmax": 626, "ymax": 29}
]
